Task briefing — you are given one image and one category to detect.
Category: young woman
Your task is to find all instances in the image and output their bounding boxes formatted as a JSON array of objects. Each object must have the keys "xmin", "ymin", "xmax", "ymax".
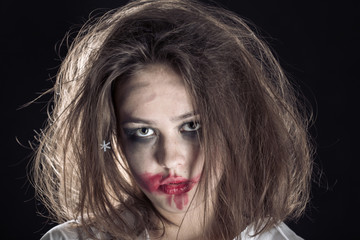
[{"xmin": 34, "ymin": 0, "xmax": 312, "ymax": 239}]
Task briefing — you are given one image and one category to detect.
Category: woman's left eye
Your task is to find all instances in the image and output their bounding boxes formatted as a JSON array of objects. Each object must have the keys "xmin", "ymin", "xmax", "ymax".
[
  {"xmin": 134, "ymin": 128, "xmax": 155, "ymax": 137},
  {"xmin": 123, "ymin": 127, "xmax": 156, "ymax": 140},
  {"xmin": 181, "ymin": 121, "xmax": 201, "ymax": 132}
]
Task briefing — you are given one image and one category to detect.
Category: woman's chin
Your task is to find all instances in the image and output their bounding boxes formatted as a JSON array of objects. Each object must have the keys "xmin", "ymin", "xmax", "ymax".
[{"xmin": 144, "ymin": 186, "xmax": 202, "ymax": 215}]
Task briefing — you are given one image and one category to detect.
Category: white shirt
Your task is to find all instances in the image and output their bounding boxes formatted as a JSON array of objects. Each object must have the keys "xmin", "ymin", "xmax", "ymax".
[{"xmin": 41, "ymin": 221, "xmax": 303, "ymax": 240}]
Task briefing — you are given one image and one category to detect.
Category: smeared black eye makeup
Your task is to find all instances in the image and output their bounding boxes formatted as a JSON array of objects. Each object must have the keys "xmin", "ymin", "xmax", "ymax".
[
  {"xmin": 180, "ymin": 121, "xmax": 201, "ymax": 132},
  {"xmin": 179, "ymin": 120, "xmax": 201, "ymax": 140},
  {"xmin": 123, "ymin": 127, "xmax": 156, "ymax": 142}
]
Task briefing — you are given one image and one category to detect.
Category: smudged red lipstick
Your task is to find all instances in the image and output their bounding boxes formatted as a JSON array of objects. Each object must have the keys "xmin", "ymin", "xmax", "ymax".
[
  {"xmin": 158, "ymin": 177, "xmax": 196, "ymax": 195},
  {"xmin": 136, "ymin": 172, "xmax": 200, "ymax": 210},
  {"xmin": 138, "ymin": 172, "xmax": 200, "ymax": 195}
]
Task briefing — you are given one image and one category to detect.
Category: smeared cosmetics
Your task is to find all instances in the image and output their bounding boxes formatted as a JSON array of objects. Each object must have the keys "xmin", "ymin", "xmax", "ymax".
[{"xmin": 136, "ymin": 172, "xmax": 200, "ymax": 210}]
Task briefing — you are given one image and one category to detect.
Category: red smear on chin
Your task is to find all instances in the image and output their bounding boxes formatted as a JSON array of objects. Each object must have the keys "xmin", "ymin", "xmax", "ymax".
[
  {"xmin": 166, "ymin": 194, "xmax": 189, "ymax": 210},
  {"xmin": 174, "ymin": 194, "xmax": 189, "ymax": 210}
]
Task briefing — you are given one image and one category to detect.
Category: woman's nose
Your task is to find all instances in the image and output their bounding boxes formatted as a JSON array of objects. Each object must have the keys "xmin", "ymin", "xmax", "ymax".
[{"xmin": 155, "ymin": 135, "xmax": 186, "ymax": 169}]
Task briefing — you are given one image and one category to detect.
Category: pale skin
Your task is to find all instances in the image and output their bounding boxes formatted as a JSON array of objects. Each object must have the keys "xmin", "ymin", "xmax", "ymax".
[{"xmin": 114, "ymin": 64, "xmax": 214, "ymax": 239}]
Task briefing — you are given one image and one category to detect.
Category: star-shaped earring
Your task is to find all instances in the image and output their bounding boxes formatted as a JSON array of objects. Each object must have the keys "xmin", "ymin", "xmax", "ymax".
[{"xmin": 100, "ymin": 140, "xmax": 111, "ymax": 152}]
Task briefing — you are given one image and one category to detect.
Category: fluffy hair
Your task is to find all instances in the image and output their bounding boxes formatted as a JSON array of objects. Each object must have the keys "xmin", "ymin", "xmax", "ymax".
[{"xmin": 33, "ymin": 0, "xmax": 313, "ymax": 239}]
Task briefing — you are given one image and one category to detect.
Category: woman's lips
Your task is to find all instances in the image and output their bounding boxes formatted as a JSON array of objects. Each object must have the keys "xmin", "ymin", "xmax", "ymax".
[
  {"xmin": 136, "ymin": 173, "xmax": 200, "ymax": 210},
  {"xmin": 138, "ymin": 172, "xmax": 200, "ymax": 195},
  {"xmin": 159, "ymin": 181, "xmax": 192, "ymax": 195}
]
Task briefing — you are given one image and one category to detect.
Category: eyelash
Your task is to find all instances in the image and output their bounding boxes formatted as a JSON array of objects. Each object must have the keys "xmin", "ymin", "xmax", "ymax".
[
  {"xmin": 123, "ymin": 121, "xmax": 201, "ymax": 140},
  {"xmin": 180, "ymin": 121, "xmax": 201, "ymax": 132}
]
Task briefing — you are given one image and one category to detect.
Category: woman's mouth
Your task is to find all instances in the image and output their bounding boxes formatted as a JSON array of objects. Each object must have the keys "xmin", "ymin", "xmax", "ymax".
[
  {"xmin": 136, "ymin": 172, "xmax": 201, "ymax": 210},
  {"xmin": 159, "ymin": 181, "xmax": 192, "ymax": 195},
  {"xmin": 137, "ymin": 172, "xmax": 200, "ymax": 195}
]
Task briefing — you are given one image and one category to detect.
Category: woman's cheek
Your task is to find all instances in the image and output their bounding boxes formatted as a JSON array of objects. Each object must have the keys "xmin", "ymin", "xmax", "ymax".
[{"xmin": 124, "ymin": 141, "xmax": 156, "ymax": 174}]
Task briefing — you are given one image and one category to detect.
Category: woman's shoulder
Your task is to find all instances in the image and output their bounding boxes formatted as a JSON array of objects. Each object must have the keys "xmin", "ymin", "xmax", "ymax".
[
  {"xmin": 239, "ymin": 222, "xmax": 303, "ymax": 240},
  {"xmin": 40, "ymin": 219, "xmax": 148, "ymax": 240},
  {"xmin": 40, "ymin": 221, "xmax": 80, "ymax": 240},
  {"xmin": 40, "ymin": 220, "xmax": 115, "ymax": 240}
]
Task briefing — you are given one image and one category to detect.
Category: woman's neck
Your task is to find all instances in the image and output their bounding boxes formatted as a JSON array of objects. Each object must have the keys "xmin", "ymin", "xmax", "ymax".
[{"xmin": 149, "ymin": 199, "xmax": 214, "ymax": 240}]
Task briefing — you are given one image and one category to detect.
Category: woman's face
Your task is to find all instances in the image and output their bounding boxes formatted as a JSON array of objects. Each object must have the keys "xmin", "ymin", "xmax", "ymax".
[{"xmin": 114, "ymin": 64, "xmax": 204, "ymax": 214}]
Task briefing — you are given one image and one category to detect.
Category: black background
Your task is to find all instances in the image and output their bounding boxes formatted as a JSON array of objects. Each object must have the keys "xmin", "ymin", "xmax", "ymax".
[{"xmin": 1, "ymin": 0, "xmax": 359, "ymax": 239}]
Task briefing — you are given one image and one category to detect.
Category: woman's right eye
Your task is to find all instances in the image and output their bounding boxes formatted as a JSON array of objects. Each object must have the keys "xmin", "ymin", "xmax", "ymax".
[
  {"xmin": 134, "ymin": 128, "xmax": 155, "ymax": 137},
  {"xmin": 124, "ymin": 127, "xmax": 155, "ymax": 139}
]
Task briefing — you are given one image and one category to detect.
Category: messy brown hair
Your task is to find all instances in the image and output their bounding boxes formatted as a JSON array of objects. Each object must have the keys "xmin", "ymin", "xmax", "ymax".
[{"xmin": 33, "ymin": 0, "xmax": 313, "ymax": 239}]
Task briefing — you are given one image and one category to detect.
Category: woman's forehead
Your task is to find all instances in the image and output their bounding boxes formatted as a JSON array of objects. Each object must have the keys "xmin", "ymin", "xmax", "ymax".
[
  {"xmin": 114, "ymin": 64, "xmax": 193, "ymax": 119},
  {"xmin": 115, "ymin": 64, "xmax": 185, "ymax": 99}
]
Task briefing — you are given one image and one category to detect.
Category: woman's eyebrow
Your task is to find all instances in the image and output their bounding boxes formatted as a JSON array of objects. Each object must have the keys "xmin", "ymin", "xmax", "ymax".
[
  {"xmin": 170, "ymin": 111, "xmax": 198, "ymax": 122},
  {"xmin": 121, "ymin": 112, "xmax": 198, "ymax": 125},
  {"xmin": 121, "ymin": 117, "xmax": 155, "ymax": 125}
]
